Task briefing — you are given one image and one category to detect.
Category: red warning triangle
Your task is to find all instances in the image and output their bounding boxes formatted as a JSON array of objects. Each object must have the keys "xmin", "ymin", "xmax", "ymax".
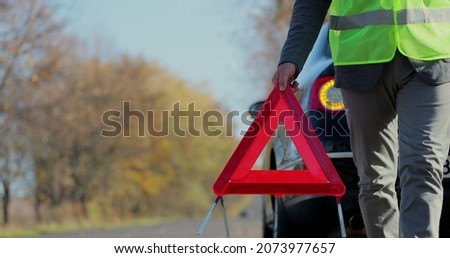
[{"xmin": 213, "ymin": 86, "xmax": 346, "ymax": 197}]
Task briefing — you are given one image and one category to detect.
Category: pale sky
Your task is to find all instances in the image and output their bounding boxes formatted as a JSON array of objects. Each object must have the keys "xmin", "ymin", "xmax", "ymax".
[
  {"xmin": 61, "ymin": 0, "xmax": 268, "ymax": 111},
  {"xmin": 9, "ymin": 0, "xmax": 271, "ymax": 197}
]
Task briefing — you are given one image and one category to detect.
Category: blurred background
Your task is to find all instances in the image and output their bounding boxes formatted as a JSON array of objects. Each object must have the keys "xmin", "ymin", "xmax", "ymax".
[{"xmin": 0, "ymin": 0, "xmax": 294, "ymax": 236}]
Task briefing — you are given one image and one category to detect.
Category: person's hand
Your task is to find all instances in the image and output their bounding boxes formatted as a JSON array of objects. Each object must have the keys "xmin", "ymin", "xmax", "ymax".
[{"xmin": 271, "ymin": 62, "xmax": 299, "ymax": 91}]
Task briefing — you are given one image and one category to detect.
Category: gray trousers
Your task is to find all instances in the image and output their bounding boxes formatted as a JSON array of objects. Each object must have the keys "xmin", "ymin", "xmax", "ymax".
[{"xmin": 341, "ymin": 53, "xmax": 450, "ymax": 237}]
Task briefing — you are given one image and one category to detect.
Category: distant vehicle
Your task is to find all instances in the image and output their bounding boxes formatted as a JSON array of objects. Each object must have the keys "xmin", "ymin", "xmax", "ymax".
[{"xmin": 250, "ymin": 23, "xmax": 450, "ymax": 237}]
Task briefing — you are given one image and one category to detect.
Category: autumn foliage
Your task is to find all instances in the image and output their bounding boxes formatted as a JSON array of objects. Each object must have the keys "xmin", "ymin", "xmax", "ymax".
[{"xmin": 0, "ymin": 0, "xmax": 238, "ymax": 226}]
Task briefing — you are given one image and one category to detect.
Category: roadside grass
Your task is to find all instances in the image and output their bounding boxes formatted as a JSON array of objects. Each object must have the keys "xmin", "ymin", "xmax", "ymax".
[
  {"xmin": 0, "ymin": 216, "xmax": 178, "ymax": 238},
  {"xmin": 0, "ymin": 196, "xmax": 256, "ymax": 237}
]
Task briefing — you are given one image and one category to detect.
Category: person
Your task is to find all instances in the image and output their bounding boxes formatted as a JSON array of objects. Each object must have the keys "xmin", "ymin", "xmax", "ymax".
[{"xmin": 272, "ymin": 0, "xmax": 450, "ymax": 238}]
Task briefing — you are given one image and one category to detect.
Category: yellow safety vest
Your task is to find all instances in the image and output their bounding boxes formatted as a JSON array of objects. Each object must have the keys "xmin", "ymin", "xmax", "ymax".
[{"xmin": 329, "ymin": 0, "xmax": 450, "ymax": 65}]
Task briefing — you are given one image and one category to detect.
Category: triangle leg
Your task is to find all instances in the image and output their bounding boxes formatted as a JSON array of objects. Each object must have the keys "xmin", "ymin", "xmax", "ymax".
[
  {"xmin": 219, "ymin": 197, "xmax": 231, "ymax": 238},
  {"xmin": 273, "ymin": 197, "xmax": 282, "ymax": 238},
  {"xmin": 336, "ymin": 197, "xmax": 347, "ymax": 238},
  {"xmin": 197, "ymin": 196, "xmax": 220, "ymax": 236}
]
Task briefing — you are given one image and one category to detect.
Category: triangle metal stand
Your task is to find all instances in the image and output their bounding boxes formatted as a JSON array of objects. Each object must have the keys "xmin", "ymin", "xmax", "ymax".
[
  {"xmin": 197, "ymin": 196, "xmax": 231, "ymax": 238},
  {"xmin": 198, "ymin": 196, "xmax": 347, "ymax": 238},
  {"xmin": 336, "ymin": 197, "xmax": 347, "ymax": 238}
]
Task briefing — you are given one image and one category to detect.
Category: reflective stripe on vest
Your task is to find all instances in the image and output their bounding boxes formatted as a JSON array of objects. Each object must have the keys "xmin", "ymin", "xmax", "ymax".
[
  {"xmin": 330, "ymin": 10, "xmax": 393, "ymax": 30},
  {"xmin": 329, "ymin": 1, "xmax": 450, "ymax": 66},
  {"xmin": 330, "ymin": 8, "xmax": 450, "ymax": 30},
  {"xmin": 397, "ymin": 8, "xmax": 450, "ymax": 25}
]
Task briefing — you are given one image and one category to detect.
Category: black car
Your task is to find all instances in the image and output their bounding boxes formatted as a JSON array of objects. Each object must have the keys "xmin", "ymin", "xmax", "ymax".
[{"xmin": 250, "ymin": 23, "xmax": 450, "ymax": 238}]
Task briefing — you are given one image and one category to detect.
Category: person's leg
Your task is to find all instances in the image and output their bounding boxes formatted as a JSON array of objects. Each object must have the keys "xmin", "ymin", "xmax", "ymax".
[
  {"xmin": 397, "ymin": 76, "xmax": 450, "ymax": 238},
  {"xmin": 341, "ymin": 67, "xmax": 400, "ymax": 237}
]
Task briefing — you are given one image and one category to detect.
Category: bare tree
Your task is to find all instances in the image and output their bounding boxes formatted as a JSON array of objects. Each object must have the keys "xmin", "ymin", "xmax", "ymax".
[{"xmin": 0, "ymin": 0, "xmax": 64, "ymax": 224}]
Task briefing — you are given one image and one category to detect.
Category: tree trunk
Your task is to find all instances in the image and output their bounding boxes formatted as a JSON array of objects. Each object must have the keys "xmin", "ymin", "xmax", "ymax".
[
  {"xmin": 34, "ymin": 186, "xmax": 42, "ymax": 223},
  {"xmin": 2, "ymin": 180, "xmax": 10, "ymax": 225}
]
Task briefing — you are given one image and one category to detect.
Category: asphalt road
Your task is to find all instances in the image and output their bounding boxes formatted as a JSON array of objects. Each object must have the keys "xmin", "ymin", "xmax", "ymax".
[{"xmin": 40, "ymin": 197, "xmax": 263, "ymax": 238}]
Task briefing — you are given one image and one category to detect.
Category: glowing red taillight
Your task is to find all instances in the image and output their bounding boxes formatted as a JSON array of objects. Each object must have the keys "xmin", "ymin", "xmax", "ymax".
[{"xmin": 309, "ymin": 75, "xmax": 345, "ymax": 112}]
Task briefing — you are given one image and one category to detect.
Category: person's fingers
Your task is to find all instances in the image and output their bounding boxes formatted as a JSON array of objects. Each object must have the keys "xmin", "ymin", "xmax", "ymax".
[
  {"xmin": 291, "ymin": 80, "xmax": 299, "ymax": 91},
  {"xmin": 272, "ymin": 63, "xmax": 298, "ymax": 91},
  {"xmin": 271, "ymin": 70, "xmax": 280, "ymax": 89},
  {"xmin": 272, "ymin": 69, "xmax": 289, "ymax": 91},
  {"xmin": 278, "ymin": 71, "xmax": 289, "ymax": 91}
]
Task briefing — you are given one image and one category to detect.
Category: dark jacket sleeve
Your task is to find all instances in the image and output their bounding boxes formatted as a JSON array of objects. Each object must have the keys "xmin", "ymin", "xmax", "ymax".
[{"xmin": 279, "ymin": 0, "xmax": 331, "ymax": 75}]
